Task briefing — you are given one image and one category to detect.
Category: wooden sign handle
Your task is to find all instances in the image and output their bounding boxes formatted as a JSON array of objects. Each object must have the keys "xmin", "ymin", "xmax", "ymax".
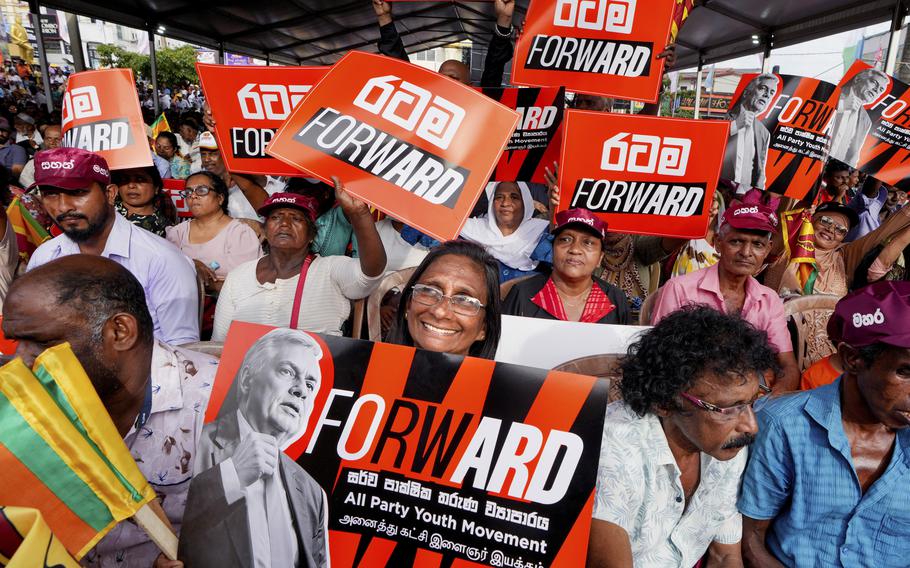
[{"xmin": 133, "ymin": 499, "xmax": 178, "ymax": 561}]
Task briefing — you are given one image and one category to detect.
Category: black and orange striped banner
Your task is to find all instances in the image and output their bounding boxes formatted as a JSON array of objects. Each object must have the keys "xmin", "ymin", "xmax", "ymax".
[{"xmin": 201, "ymin": 321, "xmax": 608, "ymax": 567}]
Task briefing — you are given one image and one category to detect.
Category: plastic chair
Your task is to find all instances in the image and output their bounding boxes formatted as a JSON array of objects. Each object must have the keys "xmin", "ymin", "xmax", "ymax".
[
  {"xmin": 366, "ymin": 268, "xmax": 417, "ymax": 342},
  {"xmin": 783, "ymin": 294, "xmax": 840, "ymax": 373},
  {"xmin": 553, "ymin": 353, "xmax": 624, "ymax": 403}
]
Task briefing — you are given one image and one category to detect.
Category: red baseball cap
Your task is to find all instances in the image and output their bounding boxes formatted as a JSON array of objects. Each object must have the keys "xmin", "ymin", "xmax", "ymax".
[
  {"xmin": 33, "ymin": 147, "xmax": 111, "ymax": 191},
  {"xmin": 722, "ymin": 200, "xmax": 778, "ymax": 233},
  {"xmin": 552, "ymin": 208, "xmax": 608, "ymax": 240},
  {"xmin": 257, "ymin": 192, "xmax": 319, "ymax": 222},
  {"xmin": 827, "ymin": 281, "xmax": 910, "ymax": 348}
]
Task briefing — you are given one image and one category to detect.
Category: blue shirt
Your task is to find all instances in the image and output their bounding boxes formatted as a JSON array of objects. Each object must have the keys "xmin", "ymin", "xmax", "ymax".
[
  {"xmin": 845, "ymin": 187, "xmax": 886, "ymax": 242},
  {"xmin": 738, "ymin": 378, "xmax": 910, "ymax": 568},
  {"xmin": 28, "ymin": 213, "xmax": 200, "ymax": 345}
]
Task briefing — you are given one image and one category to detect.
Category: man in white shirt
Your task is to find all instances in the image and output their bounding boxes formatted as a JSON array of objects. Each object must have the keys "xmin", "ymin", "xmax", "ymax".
[
  {"xmin": 829, "ymin": 68, "xmax": 889, "ymax": 167},
  {"xmin": 181, "ymin": 328, "xmax": 329, "ymax": 568},
  {"xmin": 587, "ymin": 305, "xmax": 779, "ymax": 568},
  {"xmin": 27, "ymin": 147, "xmax": 200, "ymax": 345},
  {"xmin": 721, "ymin": 74, "xmax": 778, "ymax": 190}
]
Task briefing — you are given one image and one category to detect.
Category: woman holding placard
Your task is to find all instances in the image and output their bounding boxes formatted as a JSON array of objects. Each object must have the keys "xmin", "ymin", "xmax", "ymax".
[{"xmin": 212, "ymin": 177, "xmax": 386, "ymax": 340}]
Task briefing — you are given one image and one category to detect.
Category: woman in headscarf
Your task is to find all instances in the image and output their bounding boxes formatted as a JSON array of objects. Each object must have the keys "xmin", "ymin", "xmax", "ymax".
[
  {"xmin": 112, "ymin": 165, "xmax": 178, "ymax": 237},
  {"xmin": 460, "ymin": 181, "xmax": 551, "ymax": 282}
]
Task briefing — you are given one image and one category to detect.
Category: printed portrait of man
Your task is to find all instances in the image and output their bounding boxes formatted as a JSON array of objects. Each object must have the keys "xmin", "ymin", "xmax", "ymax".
[
  {"xmin": 721, "ymin": 73, "xmax": 779, "ymax": 190},
  {"xmin": 178, "ymin": 328, "xmax": 330, "ymax": 568},
  {"xmin": 829, "ymin": 68, "xmax": 889, "ymax": 167}
]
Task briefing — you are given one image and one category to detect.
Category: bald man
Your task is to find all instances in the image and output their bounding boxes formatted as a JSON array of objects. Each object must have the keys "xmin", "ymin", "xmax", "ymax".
[{"xmin": 3, "ymin": 255, "xmax": 218, "ymax": 567}]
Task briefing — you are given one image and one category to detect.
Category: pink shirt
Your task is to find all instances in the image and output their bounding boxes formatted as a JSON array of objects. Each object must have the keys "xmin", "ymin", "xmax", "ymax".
[
  {"xmin": 166, "ymin": 219, "xmax": 261, "ymax": 279},
  {"xmin": 652, "ymin": 263, "xmax": 792, "ymax": 353}
]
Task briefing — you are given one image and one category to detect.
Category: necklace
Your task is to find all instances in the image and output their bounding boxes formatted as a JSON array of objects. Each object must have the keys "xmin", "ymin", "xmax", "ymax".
[{"xmin": 556, "ymin": 282, "xmax": 592, "ymax": 307}]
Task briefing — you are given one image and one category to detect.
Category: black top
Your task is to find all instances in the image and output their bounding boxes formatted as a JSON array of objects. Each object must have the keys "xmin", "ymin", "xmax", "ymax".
[{"xmin": 502, "ymin": 273, "xmax": 631, "ymax": 325}]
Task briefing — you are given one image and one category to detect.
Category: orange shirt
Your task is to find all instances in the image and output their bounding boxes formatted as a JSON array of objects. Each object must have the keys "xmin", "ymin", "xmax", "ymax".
[{"xmin": 800, "ymin": 356, "xmax": 840, "ymax": 390}]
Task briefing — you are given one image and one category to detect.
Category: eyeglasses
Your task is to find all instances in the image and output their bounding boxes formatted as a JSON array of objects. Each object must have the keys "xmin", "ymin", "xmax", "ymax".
[
  {"xmin": 679, "ymin": 384, "xmax": 772, "ymax": 420},
  {"xmin": 180, "ymin": 185, "xmax": 213, "ymax": 199},
  {"xmin": 411, "ymin": 283, "xmax": 485, "ymax": 316},
  {"xmin": 818, "ymin": 215, "xmax": 848, "ymax": 237}
]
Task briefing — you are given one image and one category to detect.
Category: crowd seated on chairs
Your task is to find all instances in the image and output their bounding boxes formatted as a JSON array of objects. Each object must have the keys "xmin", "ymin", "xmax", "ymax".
[{"xmin": 3, "ymin": 3, "xmax": 910, "ymax": 565}]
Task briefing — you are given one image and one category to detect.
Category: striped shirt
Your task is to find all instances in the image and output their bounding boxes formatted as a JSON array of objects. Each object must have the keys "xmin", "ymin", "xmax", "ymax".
[{"xmin": 738, "ymin": 378, "xmax": 910, "ymax": 567}]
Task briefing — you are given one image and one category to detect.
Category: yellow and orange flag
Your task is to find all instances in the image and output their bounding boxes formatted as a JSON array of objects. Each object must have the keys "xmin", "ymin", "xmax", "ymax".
[
  {"xmin": 0, "ymin": 506, "xmax": 79, "ymax": 567},
  {"xmin": 781, "ymin": 208, "xmax": 817, "ymax": 294},
  {"xmin": 6, "ymin": 197, "xmax": 50, "ymax": 265},
  {"xmin": 150, "ymin": 113, "xmax": 171, "ymax": 139},
  {"xmin": 0, "ymin": 344, "xmax": 171, "ymax": 559}
]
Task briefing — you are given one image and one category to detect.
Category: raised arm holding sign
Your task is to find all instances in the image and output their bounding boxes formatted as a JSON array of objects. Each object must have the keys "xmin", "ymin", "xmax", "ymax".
[{"xmin": 266, "ymin": 51, "xmax": 519, "ymax": 242}]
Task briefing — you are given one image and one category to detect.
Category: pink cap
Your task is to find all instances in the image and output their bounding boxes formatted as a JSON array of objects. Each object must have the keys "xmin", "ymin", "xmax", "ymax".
[
  {"xmin": 722, "ymin": 200, "xmax": 778, "ymax": 233},
  {"xmin": 827, "ymin": 281, "xmax": 910, "ymax": 348},
  {"xmin": 257, "ymin": 192, "xmax": 319, "ymax": 222},
  {"xmin": 33, "ymin": 147, "xmax": 111, "ymax": 191},
  {"xmin": 552, "ymin": 208, "xmax": 608, "ymax": 239}
]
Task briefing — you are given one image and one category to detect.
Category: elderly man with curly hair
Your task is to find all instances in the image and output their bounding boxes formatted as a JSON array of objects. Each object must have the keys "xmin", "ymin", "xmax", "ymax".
[{"xmin": 587, "ymin": 305, "xmax": 780, "ymax": 568}]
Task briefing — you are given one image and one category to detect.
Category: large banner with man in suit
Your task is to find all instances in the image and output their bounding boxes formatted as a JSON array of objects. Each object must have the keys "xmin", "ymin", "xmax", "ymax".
[
  {"xmin": 178, "ymin": 322, "xmax": 608, "ymax": 567},
  {"xmin": 722, "ymin": 73, "xmax": 838, "ymax": 199}
]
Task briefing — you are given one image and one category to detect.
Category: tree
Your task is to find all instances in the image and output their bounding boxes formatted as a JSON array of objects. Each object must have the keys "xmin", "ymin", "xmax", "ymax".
[
  {"xmin": 95, "ymin": 44, "xmax": 150, "ymax": 80},
  {"xmin": 95, "ymin": 44, "xmax": 198, "ymax": 87},
  {"xmin": 155, "ymin": 46, "xmax": 198, "ymax": 86}
]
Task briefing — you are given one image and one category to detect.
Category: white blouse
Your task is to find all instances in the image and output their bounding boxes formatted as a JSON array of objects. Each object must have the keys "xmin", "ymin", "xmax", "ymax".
[{"xmin": 212, "ymin": 255, "xmax": 382, "ymax": 340}]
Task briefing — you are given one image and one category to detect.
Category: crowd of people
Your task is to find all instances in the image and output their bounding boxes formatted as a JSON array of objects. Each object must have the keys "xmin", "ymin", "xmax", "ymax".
[{"xmin": 1, "ymin": 0, "xmax": 909, "ymax": 567}]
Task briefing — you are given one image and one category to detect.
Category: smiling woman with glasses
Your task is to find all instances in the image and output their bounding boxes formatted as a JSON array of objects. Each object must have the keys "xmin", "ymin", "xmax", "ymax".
[{"xmin": 387, "ymin": 240, "xmax": 501, "ymax": 359}]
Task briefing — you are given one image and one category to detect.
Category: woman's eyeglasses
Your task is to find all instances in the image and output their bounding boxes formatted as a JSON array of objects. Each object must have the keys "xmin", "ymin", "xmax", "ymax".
[
  {"xmin": 679, "ymin": 384, "xmax": 772, "ymax": 420},
  {"xmin": 180, "ymin": 185, "xmax": 214, "ymax": 199},
  {"xmin": 818, "ymin": 215, "xmax": 848, "ymax": 237},
  {"xmin": 411, "ymin": 284, "xmax": 485, "ymax": 316}
]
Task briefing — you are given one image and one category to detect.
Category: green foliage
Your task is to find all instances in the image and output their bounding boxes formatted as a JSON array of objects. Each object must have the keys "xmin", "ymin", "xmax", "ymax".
[{"xmin": 95, "ymin": 44, "xmax": 198, "ymax": 86}]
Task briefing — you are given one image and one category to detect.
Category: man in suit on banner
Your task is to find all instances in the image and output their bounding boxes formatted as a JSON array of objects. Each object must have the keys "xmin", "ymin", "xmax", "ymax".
[
  {"xmin": 179, "ymin": 328, "xmax": 329, "ymax": 568},
  {"xmin": 829, "ymin": 68, "xmax": 889, "ymax": 167},
  {"xmin": 722, "ymin": 74, "xmax": 778, "ymax": 190}
]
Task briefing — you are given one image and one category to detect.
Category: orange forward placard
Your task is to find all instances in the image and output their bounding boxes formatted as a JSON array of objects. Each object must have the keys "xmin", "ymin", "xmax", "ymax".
[
  {"xmin": 196, "ymin": 63, "xmax": 328, "ymax": 176},
  {"xmin": 266, "ymin": 51, "xmax": 520, "ymax": 242},
  {"xmin": 60, "ymin": 68, "xmax": 152, "ymax": 170},
  {"xmin": 512, "ymin": 0, "xmax": 677, "ymax": 103},
  {"xmin": 558, "ymin": 110, "xmax": 730, "ymax": 238}
]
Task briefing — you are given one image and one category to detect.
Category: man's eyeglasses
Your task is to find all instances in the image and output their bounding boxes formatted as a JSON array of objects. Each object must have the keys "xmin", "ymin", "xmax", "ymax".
[
  {"xmin": 818, "ymin": 215, "xmax": 849, "ymax": 237},
  {"xmin": 180, "ymin": 185, "xmax": 213, "ymax": 199},
  {"xmin": 679, "ymin": 384, "xmax": 772, "ymax": 420},
  {"xmin": 411, "ymin": 283, "xmax": 485, "ymax": 316}
]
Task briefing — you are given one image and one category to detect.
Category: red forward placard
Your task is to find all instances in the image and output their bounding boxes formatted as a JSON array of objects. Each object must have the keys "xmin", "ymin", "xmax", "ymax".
[
  {"xmin": 512, "ymin": 0, "xmax": 677, "ymax": 102},
  {"xmin": 60, "ymin": 68, "xmax": 152, "ymax": 170},
  {"xmin": 558, "ymin": 110, "xmax": 729, "ymax": 238},
  {"xmin": 267, "ymin": 51, "xmax": 519, "ymax": 242},
  {"xmin": 196, "ymin": 63, "xmax": 328, "ymax": 176}
]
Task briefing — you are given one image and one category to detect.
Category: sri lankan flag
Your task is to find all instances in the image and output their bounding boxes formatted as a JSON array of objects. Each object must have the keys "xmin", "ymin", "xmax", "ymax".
[
  {"xmin": 6, "ymin": 197, "xmax": 49, "ymax": 264},
  {"xmin": 670, "ymin": 0, "xmax": 695, "ymax": 42},
  {"xmin": 0, "ymin": 344, "xmax": 157, "ymax": 559},
  {"xmin": 150, "ymin": 113, "xmax": 171, "ymax": 139},
  {"xmin": 781, "ymin": 208, "xmax": 817, "ymax": 294},
  {"xmin": 0, "ymin": 506, "xmax": 79, "ymax": 567}
]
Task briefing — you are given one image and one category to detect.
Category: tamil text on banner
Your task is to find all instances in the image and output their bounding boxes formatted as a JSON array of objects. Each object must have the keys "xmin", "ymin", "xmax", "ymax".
[
  {"xmin": 721, "ymin": 73, "xmax": 838, "ymax": 198},
  {"xmin": 178, "ymin": 321, "xmax": 607, "ymax": 567},
  {"xmin": 484, "ymin": 86, "xmax": 564, "ymax": 184},
  {"xmin": 267, "ymin": 51, "xmax": 519, "ymax": 241},
  {"xmin": 827, "ymin": 61, "xmax": 910, "ymax": 189},
  {"xmin": 511, "ymin": 0, "xmax": 677, "ymax": 102},
  {"xmin": 60, "ymin": 69, "xmax": 152, "ymax": 170},
  {"xmin": 558, "ymin": 110, "xmax": 729, "ymax": 238},
  {"xmin": 197, "ymin": 63, "xmax": 328, "ymax": 176}
]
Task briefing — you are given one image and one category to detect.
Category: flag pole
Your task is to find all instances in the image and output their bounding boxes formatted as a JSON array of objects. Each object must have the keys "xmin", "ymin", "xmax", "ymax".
[{"xmin": 132, "ymin": 499, "xmax": 178, "ymax": 561}]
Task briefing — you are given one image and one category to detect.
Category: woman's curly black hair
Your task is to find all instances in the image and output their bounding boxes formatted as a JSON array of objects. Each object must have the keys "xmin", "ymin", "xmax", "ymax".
[{"xmin": 620, "ymin": 304, "xmax": 781, "ymax": 416}]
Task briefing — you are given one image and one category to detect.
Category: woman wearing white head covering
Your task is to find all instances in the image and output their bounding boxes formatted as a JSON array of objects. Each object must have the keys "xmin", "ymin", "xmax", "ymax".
[{"xmin": 460, "ymin": 181, "xmax": 551, "ymax": 282}]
